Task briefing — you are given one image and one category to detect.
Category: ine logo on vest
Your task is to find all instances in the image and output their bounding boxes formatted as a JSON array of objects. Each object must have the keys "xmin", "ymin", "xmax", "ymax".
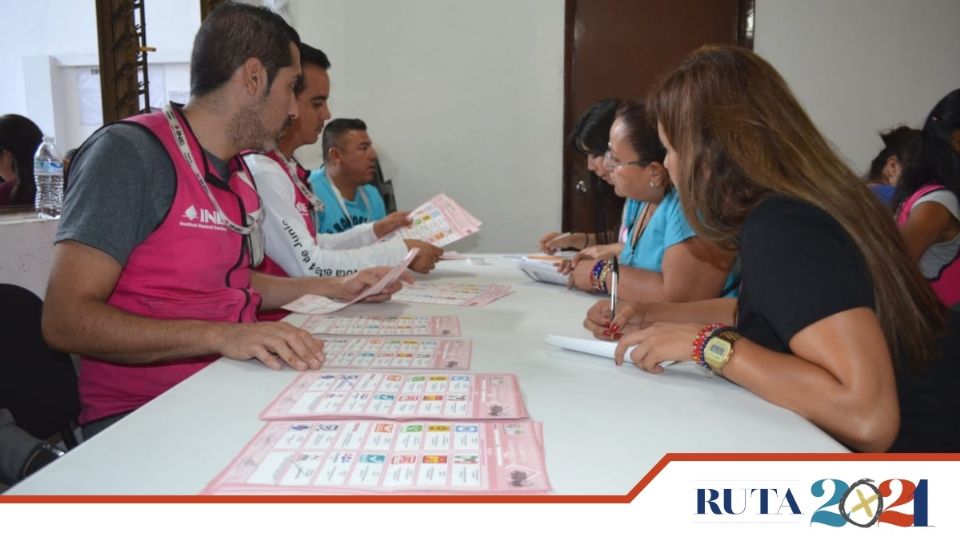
[{"xmin": 180, "ymin": 204, "xmax": 228, "ymax": 232}]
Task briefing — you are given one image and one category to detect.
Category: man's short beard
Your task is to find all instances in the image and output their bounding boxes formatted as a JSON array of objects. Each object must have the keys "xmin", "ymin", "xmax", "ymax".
[{"xmin": 228, "ymin": 99, "xmax": 285, "ymax": 153}]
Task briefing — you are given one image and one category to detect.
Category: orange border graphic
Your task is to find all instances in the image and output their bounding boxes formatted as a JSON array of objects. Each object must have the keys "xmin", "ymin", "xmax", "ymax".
[{"xmin": 3, "ymin": 453, "xmax": 957, "ymax": 504}]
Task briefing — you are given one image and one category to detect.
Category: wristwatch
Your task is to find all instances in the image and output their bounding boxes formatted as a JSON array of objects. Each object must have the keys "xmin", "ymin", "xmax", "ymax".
[
  {"xmin": 19, "ymin": 442, "xmax": 66, "ymax": 480},
  {"xmin": 703, "ymin": 329, "xmax": 741, "ymax": 374}
]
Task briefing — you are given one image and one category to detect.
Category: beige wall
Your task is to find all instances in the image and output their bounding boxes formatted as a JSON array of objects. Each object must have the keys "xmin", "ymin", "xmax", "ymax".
[
  {"xmin": 755, "ymin": 0, "xmax": 960, "ymax": 174},
  {"xmin": 288, "ymin": 0, "xmax": 566, "ymax": 253}
]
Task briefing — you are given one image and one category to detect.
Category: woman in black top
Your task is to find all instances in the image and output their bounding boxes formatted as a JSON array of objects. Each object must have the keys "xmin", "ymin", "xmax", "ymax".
[{"xmin": 584, "ymin": 45, "xmax": 957, "ymax": 452}]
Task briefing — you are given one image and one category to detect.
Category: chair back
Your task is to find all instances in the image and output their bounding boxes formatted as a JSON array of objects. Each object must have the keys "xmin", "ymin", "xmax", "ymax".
[{"xmin": 0, "ymin": 283, "xmax": 80, "ymax": 447}]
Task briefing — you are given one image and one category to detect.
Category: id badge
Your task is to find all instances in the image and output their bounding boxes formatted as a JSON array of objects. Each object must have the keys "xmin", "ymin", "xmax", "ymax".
[{"xmin": 245, "ymin": 210, "xmax": 265, "ymax": 268}]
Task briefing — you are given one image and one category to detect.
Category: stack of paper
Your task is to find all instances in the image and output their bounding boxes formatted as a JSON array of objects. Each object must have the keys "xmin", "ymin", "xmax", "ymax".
[{"xmin": 518, "ymin": 255, "xmax": 568, "ymax": 286}]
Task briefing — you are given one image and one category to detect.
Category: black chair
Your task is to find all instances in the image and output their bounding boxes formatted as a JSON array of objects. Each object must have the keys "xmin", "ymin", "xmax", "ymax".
[
  {"xmin": 371, "ymin": 158, "xmax": 398, "ymax": 214},
  {"xmin": 0, "ymin": 284, "xmax": 80, "ymax": 448}
]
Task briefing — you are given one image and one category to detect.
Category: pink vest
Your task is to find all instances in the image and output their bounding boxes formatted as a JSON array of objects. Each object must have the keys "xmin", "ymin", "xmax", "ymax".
[
  {"xmin": 897, "ymin": 183, "xmax": 960, "ymax": 306},
  {"xmin": 78, "ymin": 108, "xmax": 262, "ymax": 424},
  {"xmin": 254, "ymin": 150, "xmax": 316, "ymax": 278},
  {"xmin": 253, "ymin": 151, "xmax": 316, "ymax": 321}
]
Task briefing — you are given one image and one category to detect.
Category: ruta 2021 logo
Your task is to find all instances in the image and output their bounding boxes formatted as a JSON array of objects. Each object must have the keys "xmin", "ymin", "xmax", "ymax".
[{"xmin": 697, "ymin": 478, "xmax": 928, "ymax": 527}]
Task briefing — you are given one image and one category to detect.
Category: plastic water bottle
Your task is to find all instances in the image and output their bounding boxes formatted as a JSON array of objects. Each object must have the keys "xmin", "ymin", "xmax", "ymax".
[{"xmin": 34, "ymin": 135, "xmax": 64, "ymax": 219}]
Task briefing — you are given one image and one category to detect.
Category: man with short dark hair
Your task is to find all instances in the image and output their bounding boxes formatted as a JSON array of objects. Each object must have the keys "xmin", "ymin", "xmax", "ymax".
[
  {"xmin": 310, "ymin": 119, "xmax": 404, "ymax": 236},
  {"xmin": 42, "ymin": 2, "xmax": 404, "ymax": 438},
  {"xmin": 244, "ymin": 44, "xmax": 442, "ymax": 283}
]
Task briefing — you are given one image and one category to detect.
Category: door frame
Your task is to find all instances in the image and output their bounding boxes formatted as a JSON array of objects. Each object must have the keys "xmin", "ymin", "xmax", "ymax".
[{"xmin": 560, "ymin": 0, "xmax": 755, "ymax": 231}]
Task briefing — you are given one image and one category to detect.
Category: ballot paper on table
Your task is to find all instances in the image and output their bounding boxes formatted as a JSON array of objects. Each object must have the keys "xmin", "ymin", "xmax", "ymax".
[
  {"xmin": 391, "ymin": 282, "xmax": 513, "ymax": 307},
  {"xmin": 518, "ymin": 255, "xmax": 568, "ymax": 285},
  {"xmin": 260, "ymin": 371, "xmax": 528, "ymax": 421},
  {"xmin": 282, "ymin": 249, "xmax": 418, "ymax": 315},
  {"xmin": 387, "ymin": 193, "xmax": 481, "ymax": 247},
  {"xmin": 543, "ymin": 334, "xmax": 678, "ymax": 368},
  {"xmin": 202, "ymin": 419, "xmax": 551, "ymax": 495}
]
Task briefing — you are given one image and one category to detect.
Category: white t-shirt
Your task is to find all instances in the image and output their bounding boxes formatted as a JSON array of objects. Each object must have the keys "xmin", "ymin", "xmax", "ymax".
[
  {"xmin": 244, "ymin": 153, "xmax": 408, "ymax": 278},
  {"xmin": 914, "ymin": 189, "xmax": 960, "ymax": 279}
]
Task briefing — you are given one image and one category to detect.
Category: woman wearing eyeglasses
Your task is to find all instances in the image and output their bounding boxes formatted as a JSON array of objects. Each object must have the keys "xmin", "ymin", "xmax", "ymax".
[
  {"xmin": 539, "ymin": 98, "xmax": 625, "ymax": 255},
  {"xmin": 564, "ymin": 101, "xmax": 738, "ymax": 307},
  {"xmin": 585, "ymin": 46, "xmax": 959, "ymax": 452}
]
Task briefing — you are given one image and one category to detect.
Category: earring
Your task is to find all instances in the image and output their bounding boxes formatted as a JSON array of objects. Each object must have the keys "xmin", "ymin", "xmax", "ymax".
[{"xmin": 649, "ymin": 181, "xmax": 658, "ymax": 188}]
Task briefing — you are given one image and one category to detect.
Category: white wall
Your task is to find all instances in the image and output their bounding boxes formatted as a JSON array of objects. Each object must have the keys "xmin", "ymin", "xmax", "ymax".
[
  {"xmin": 0, "ymin": 1, "xmax": 98, "ymax": 119},
  {"xmin": 5, "ymin": 1, "xmax": 957, "ymax": 252},
  {"xmin": 288, "ymin": 0, "xmax": 566, "ymax": 253},
  {"xmin": 755, "ymin": 0, "xmax": 960, "ymax": 175},
  {"xmin": 0, "ymin": 0, "xmax": 198, "ymax": 150}
]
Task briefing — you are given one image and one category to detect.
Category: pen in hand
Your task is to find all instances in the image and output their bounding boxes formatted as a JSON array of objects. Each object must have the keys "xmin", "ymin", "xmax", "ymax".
[{"xmin": 609, "ymin": 257, "xmax": 619, "ymax": 331}]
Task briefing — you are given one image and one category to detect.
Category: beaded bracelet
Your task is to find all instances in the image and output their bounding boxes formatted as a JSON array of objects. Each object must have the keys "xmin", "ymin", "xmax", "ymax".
[
  {"xmin": 590, "ymin": 260, "xmax": 603, "ymax": 291},
  {"xmin": 691, "ymin": 323, "xmax": 724, "ymax": 370},
  {"xmin": 595, "ymin": 260, "xmax": 613, "ymax": 294},
  {"xmin": 598, "ymin": 260, "xmax": 612, "ymax": 294},
  {"xmin": 590, "ymin": 260, "xmax": 609, "ymax": 294}
]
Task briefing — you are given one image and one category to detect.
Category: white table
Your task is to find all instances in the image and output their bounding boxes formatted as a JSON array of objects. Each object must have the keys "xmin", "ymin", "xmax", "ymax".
[{"xmin": 8, "ymin": 255, "xmax": 846, "ymax": 495}]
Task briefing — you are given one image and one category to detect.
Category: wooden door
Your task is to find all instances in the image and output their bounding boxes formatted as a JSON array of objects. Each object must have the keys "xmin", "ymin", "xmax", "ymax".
[{"xmin": 562, "ymin": 0, "xmax": 754, "ymax": 235}]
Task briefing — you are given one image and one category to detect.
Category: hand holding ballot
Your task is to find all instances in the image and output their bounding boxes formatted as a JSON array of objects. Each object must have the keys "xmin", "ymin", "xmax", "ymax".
[
  {"xmin": 402, "ymin": 239, "xmax": 444, "ymax": 273},
  {"xmin": 372, "ymin": 210, "xmax": 413, "ymax": 238},
  {"xmin": 333, "ymin": 265, "xmax": 414, "ymax": 303},
  {"xmin": 283, "ymin": 249, "xmax": 419, "ymax": 315},
  {"xmin": 384, "ymin": 193, "xmax": 482, "ymax": 247}
]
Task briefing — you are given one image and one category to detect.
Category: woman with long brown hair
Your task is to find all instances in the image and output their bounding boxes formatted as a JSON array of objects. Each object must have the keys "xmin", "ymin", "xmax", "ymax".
[{"xmin": 584, "ymin": 45, "xmax": 958, "ymax": 452}]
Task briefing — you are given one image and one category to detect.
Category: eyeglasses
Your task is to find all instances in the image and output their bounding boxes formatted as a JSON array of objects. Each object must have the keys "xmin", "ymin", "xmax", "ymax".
[{"xmin": 603, "ymin": 149, "xmax": 648, "ymax": 171}]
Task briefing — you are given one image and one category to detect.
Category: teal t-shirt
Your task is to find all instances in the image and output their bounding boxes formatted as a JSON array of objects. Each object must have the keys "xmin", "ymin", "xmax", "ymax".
[
  {"xmin": 308, "ymin": 166, "xmax": 387, "ymax": 234},
  {"xmin": 619, "ymin": 190, "xmax": 739, "ymax": 297}
]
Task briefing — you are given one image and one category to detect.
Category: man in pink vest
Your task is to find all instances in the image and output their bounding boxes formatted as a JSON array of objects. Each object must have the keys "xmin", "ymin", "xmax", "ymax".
[
  {"xmin": 244, "ymin": 43, "xmax": 443, "ymax": 283},
  {"xmin": 42, "ymin": 3, "xmax": 405, "ymax": 438}
]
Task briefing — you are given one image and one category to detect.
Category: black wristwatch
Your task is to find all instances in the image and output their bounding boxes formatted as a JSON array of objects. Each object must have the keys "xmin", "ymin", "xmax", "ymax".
[{"xmin": 19, "ymin": 443, "xmax": 66, "ymax": 480}]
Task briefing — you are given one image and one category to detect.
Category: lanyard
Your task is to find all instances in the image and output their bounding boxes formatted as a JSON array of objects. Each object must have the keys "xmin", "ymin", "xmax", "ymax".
[
  {"xmin": 630, "ymin": 202, "xmax": 652, "ymax": 251},
  {"xmin": 162, "ymin": 104, "xmax": 263, "ymax": 236},
  {"xmin": 163, "ymin": 104, "xmax": 264, "ymax": 267},
  {"xmin": 279, "ymin": 154, "xmax": 325, "ymax": 212},
  {"xmin": 327, "ymin": 174, "xmax": 370, "ymax": 222}
]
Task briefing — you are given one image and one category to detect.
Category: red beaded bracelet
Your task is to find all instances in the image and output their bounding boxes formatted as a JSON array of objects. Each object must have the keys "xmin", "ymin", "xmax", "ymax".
[{"xmin": 691, "ymin": 323, "xmax": 724, "ymax": 370}]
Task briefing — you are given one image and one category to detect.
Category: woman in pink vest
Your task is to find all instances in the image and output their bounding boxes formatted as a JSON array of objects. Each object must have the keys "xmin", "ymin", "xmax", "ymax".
[{"xmin": 894, "ymin": 88, "xmax": 960, "ymax": 307}]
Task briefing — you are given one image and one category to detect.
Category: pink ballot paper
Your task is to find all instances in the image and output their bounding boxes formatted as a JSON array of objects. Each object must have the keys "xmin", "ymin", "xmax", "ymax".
[
  {"xmin": 390, "ymin": 193, "xmax": 482, "ymax": 247},
  {"xmin": 301, "ymin": 315, "xmax": 461, "ymax": 337},
  {"xmin": 202, "ymin": 419, "xmax": 550, "ymax": 494},
  {"xmin": 261, "ymin": 371, "xmax": 528, "ymax": 421},
  {"xmin": 313, "ymin": 337, "xmax": 472, "ymax": 370},
  {"xmin": 282, "ymin": 249, "xmax": 418, "ymax": 315},
  {"xmin": 391, "ymin": 282, "xmax": 513, "ymax": 307}
]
